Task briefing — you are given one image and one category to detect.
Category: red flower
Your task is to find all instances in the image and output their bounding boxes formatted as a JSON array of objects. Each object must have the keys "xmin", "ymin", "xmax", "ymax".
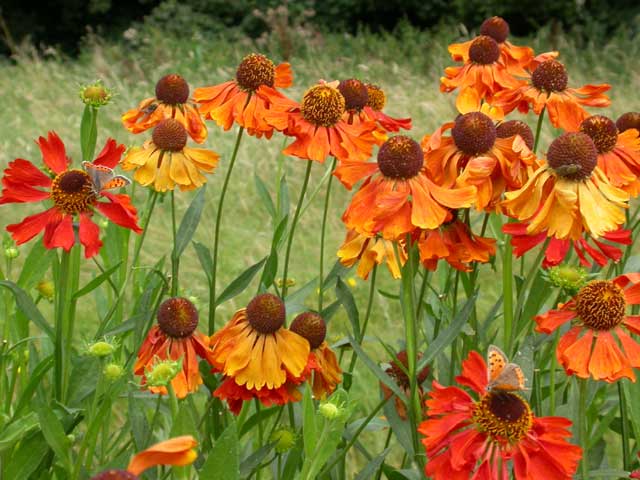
[
  {"xmin": 503, "ymin": 222, "xmax": 632, "ymax": 268},
  {"xmin": 419, "ymin": 350, "xmax": 581, "ymax": 479},
  {"xmin": 0, "ymin": 132, "xmax": 141, "ymax": 258}
]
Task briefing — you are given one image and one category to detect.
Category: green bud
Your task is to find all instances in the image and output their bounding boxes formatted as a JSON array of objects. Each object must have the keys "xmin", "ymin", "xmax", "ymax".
[
  {"xmin": 79, "ymin": 81, "xmax": 113, "ymax": 107},
  {"xmin": 547, "ymin": 265, "xmax": 589, "ymax": 294},
  {"xmin": 269, "ymin": 427, "xmax": 297, "ymax": 453},
  {"xmin": 103, "ymin": 363, "xmax": 124, "ymax": 381},
  {"xmin": 36, "ymin": 280, "xmax": 55, "ymax": 301},
  {"xmin": 145, "ymin": 358, "xmax": 181, "ymax": 388},
  {"xmin": 87, "ymin": 340, "xmax": 116, "ymax": 357},
  {"xmin": 319, "ymin": 402, "xmax": 341, "ymax": 420},
  {"xmin": 4, "ymin": 247, "xmax": 19, "ymax": 259}
]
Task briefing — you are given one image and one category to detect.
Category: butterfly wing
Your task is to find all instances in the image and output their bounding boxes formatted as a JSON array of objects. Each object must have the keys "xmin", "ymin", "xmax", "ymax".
[
  {"xmin": 487, "ymin": 345, "xmax": 508, "ymax": 383},
  {"xmin": 83, "ymin": 162, "xmax": 130, "ymax": 191},
  {"xmin": 101, "ymin": 176, "xmax": 131, "ymax": 190},
  {"xmin": 488, "ymin": 363, "xmax": 526, "ymax": 392}
]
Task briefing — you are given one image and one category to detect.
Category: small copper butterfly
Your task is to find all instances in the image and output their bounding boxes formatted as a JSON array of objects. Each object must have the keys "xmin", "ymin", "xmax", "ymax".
[
  {"xmin": 486, "ymin": 344, "xmax": 526, "ymax": 392},
  {"xmin": 83, "ymin": 161, "xmax": 131, "ymax": 193}
]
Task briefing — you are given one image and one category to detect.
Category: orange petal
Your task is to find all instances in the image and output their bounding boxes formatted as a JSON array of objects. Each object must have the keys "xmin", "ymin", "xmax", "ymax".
[{"xmin": 127, "ymin": 436, "xmax": 198, "ymax": 475}]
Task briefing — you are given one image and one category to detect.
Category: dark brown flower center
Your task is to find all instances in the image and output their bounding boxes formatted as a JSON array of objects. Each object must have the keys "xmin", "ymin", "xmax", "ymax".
[
  {"xmin": 575, "ymin": 280, "xmax": 626, "ymax": 331},
  {"xmin": 547, "ymin": 132, "xmax": 597, "ymax": 180},
  {"xmin": 386, "ymin": 350, "xmax": 429, "ymax": 390},
  {"xmin": 246, "ymin": 293, "xmax": 285, "ymax": 334},
  {"xmin": 301, "ymin": 85, "xmax": 345, "ymax": 127},
  {"xmin": 235, "ymin": 53, "xmax": 276, "ymax": 91},
  {"xmin": 365, "ymin": 84, "xmax": 386, "ymax": 111},
  {"xmin": 472, "ymin": 392, "xmax": 533, "ymax": 444},
  {"xmin": 155, "ymin": 74, "xmax": 189, "ymax": 105},
  {"xmin": 91, "ymin": 470, "xmax": 139, "ymax": 480},
  {"xmin": 452, "ymin": 112, "xmax": 497, "ymax": 156},
  {"xmin": 377, "ymin": 135, "xmax": 424, "ymax": 179},
  {"xmin": 480, "ymin": 16, "xmax": 510, "ymax": 43},
  {"xmin": 51, "ymin": 170, "xmax": 96, "ymax": 214},
  {"xmin": 580, "ymin": 115, "xmax": 618, "ymax": 153},
  {"xmin": 531, "ymin": 60, "xmax": 568, "ymax": 93},
  {"xmin": 338, "ymin": 78, "xmax": 369, "ymax": 112},
  {"xmin": 469, "ymin": 35, "xmax": 500, "ymax": 65},
  {"xmin": 616, "ymin": 112, "xmax": 640, "ymax": 133},
  {"xmin": 157, "ymin": 297, "xmax": 199, "ymax": 338},
  {"xmin": 290, "ymin": 312, "xmax": 326, "ymax": 349},
  {"xmin": 496, "ymin": 120, "xmax": 534, "ymax": 150},
  {"xmin": 152, "ymin": 119, "xmax": 188, "ymax": 152}
]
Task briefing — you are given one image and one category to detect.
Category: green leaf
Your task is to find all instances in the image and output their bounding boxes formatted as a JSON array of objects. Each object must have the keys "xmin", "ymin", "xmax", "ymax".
[
  {"xmin": 200, "ymin": 420, "xmax": 240, "ymax": 479},
  {"xmin": 239, "ymin": 406, "xmax": 279, "ymax": 438},
  {"xmin": 281, "ymin": 445, "xmax": 303, "ymax": 480},
  {"xmin": 14, "ymin": 356, "xmax": 54, "ymax": 417},
  {"xmin": 354, "ymin": 447, "xmax": 390, "ymax": 480},
  {"xmin": 72, "ymin": 261, "xmax": 122, "ymax": 300},
  {"xmin": 285, "ymin": 278, "xmax": 318, "ymax": 316},
  {"xmin": 128, "ymin": 392, "xmax": 150, "ymax": 451},
  {"xmin": 36, "ymin": 406, "xmax": 72, "ymax": 473},
  {"xmin": 215, "ymin": 257, "xmax": 267, "ymax": 306},
  {"xmin": 80, "ymin": 104, "xmax": 98, "ymax": 161},
  {"xmin": 254, "ymin": 172, "xmax": 276, "ymax": 219},
  {"xmin": 320, "ymin": 300, "xmax": 341, "ymax": 324},
  {"xmin": 302, "ymin": 384, "xmax": 317, "ymax": 458},
  {"xmin": 277, "ymin": 174, "xmax": 290, "ymax": 224},
  {"xmin": 336, "ymin": 278, "xmax": 360, "ymax": 338},
  {"xmin": 418, "ymin": 293, "xmax": 477, "ymax": 372},
  {"xmin": 348, "ymin": 336, "xmax": 406, "ymax": 401},
  {"xmin": 0, "ymin": 413, "xmax": 39, "ymax": 452},
  {"xmin": 170, "ymin": 403, "xmax": 198, "ymax": 437},
  {"xmin": 174, "ymin": 187, "xmax": 207, "ymax": 258},
  {"xmin": 3, "ymin": 431, "xmax": 49, "ymax": 479},
  {"xmin": 239, "ymin": 442, "xmax": 274, "ymax": 477},
  {"xmin": 193, "ymin": 241, "xmax": 213, "ymax": 284},
  {"xmin": 0, "ymin": 280, "xmax": 53, "ymax": 339},
  {"xmin": 17, "ymin": 240, "xmax": 54, "ymax": 290}
]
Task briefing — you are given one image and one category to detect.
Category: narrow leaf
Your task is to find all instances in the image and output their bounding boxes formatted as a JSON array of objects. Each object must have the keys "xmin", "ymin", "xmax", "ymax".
[
  {"xmin": 174, "ymin": 187, "xmax": 207, "ymax": 258},
  {"xmin": 355, "ymin": 448, "xmax": 391, "ymax": 480},
  {"xmin": 348, "ymin": 336, "xmax": 406, "ymax": 400},
  {"xmin": 200, "ymin": 420, "xmax": 240, "ymax": 479},
  {"xmin": 72, "ymin": 261, "xmax": 122, "ymax": 300},
  {"xmin": 0, "ymin": 413, "xmax": 39, "ymax": 451},
  {"xmin": 336, "ymin": 278, "xmax": 360, "ymax": 338},
  {"xmin": 215, "ymin": 257, "xmax": 267, "ymax": 306},
  {"xmin": 17, "ymin": 241, "xmax": 54, "ymax": 290},
  {"xmin": 302, "ymin": 384, "xmax": 317, "ymax": 458},
  {"xmin": 36, "ymin": 406, "xmax": 72, "ymax": 473},
  {"xmin": 0, "ymin": 281, "xmax": 53, "ymax": 338},
  {"xmin": 193, "ymin": 241, "xmax": 213, "ymax": 284},
  {"xmin": 254, "ymin": 173, "xmax": 276, "ymax": 219},
  {"xmin": 80, "ymin": 105, "xmax": 98, "ymax": 161}
]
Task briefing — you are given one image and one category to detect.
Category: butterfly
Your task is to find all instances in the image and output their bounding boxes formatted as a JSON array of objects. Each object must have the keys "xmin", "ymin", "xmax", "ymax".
[
  {"xmin": 486, "ymin": 344, "xmax": 526, "ymax": 393},
  {"xmin": 83, "ymin": 161, "xmax": 131, "ymax": 193}
]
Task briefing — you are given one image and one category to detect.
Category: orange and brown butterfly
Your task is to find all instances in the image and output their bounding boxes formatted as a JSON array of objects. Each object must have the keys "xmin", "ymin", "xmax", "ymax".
[
  {"xmin": 83, "ymin": 161, "xmax": 131, "ymax": 193},
  {"xmin": 486, "ymin": 344, "xmax": 526, "ymax": 392}
]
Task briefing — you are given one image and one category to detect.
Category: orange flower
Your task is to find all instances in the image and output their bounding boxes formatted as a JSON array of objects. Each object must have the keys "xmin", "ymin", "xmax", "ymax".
[
  {"xmin": 536, "ymin": 274, "xmax": 640, "ymax": 382},
  {"xmin": 441, "ymin": 33, "xmax": 524, "ymax": 109},
  {"xmin": 261, "ymin": 81, "xmax": 377, "ymax": 163},
  {"xmin": 210, "ymin": 294, "xmax": 310, "ymax": 391},
  {"xmin": 502, "ymin": 132, "xmax": 629, "ymax": 240},
  {"xmin": 134, "ymin": 298, "xmax": 213, "ymax": 398},
  {"xmin": 492, "ymin": 59, "xmax": 610, "ymax": 131},
  {"xmin": 417, "ymin": 214, "xmax": 496, "ymax": 272},
  {"xmin": 290, "ymin": 312, "xmax": 342, "ymax": 399},
  {"xmin": 121, "ymin": 119, "xmax": 219, "ymax": 192},
  {"xmin": 337, "ymin": 79, "xmax": 411, "ymax": 139},
  {"xmin": 337, "ymin": 229, "xmax": 407, "ymax": 280},
  {"xmin": 419, "ymin": 350, "xmax": 581, "ymax": 479},
  {"xmin": 580, "ymin": 115, "xmax": 640, "ymax": 196},
  {"xmin": 122, "ymin": 74, "xmax": 207, "ymax": 143},
  {"xmin": 422, "ymin": 112, "xmax": 535, "ymax": 211},
  {"xmin": 193, "ymin": 53, "xmax": 292, "ymax": 138},
  {"xmin": 380, "ymin": 350, "xmax": 429, "ymax": 420},
  {"xmin": 92, "ymin": 436, "xmax": 198, "ymax": 479},
  {"xmin": 338, "ymin": 135, "xmax": 476, "ymax": 239}
]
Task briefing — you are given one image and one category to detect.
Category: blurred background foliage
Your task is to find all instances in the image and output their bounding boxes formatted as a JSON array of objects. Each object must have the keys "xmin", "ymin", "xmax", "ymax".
[{"xmin": 1, "ymin": 0, "xmax": 639, "ymax": 57}]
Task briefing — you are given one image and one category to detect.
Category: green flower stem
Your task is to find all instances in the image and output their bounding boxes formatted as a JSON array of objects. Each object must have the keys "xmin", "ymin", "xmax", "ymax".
[
  {"xmin": 502, "ymin": 235, "xmax": 514, "ymax": 353},
  {"xmin": 282, "ymin": 161, "xmax": 313, "ymax": 299},
  {"xmin": 619, "ymin": 381, "xmax": 630, "ymax": 470},
  {"xmin": 533, "ymin": 106, "xmax": 546, "ymax": 154},
  {"xmin": 318, "ymin": 157, "xmax": 337, "ymax": 312},
  {"xmin": 209, "ymin": 125, "xmax": 245, "ymax": 333},
  {"xmin": 170, "ymin": 190, "xmax": 179, "ymax": 297},
  {"xmin": 74, "ymin": 360, "xmax": 105, "ymax": 479},
  {"xmin": 578, "ymin": 378, "xmax": 589, "ymax": 479},
  {"xmin": 549, "ymin": 330, "xmax": 559, "ymax": 416},
  {"xmin": 255, "ymin": 399, "xmax": 263, "ymax": 480}
]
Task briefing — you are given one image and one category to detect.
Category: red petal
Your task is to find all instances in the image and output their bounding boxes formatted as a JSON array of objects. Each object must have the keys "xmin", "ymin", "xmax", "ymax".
[
  {"xmin": 96, "ymin": 193, "xmax": 142, "ymax": 233},
  {"xmin": 6, "ymin": 208, "xmax": 59, "ymax": 245},
  {"xmin": 79, "ymin": 213, "xmax": 102, "ymax": 258},
  {"xmin": 43, "ymin": 214, "xmax": 75, "ymax": 251},
  {"xmin": 93, "ymin": 138, "xmax": 125, "ymax": 168},
  {"xmin": 37, "ymin": 131, "xmax": 69, "ymax": 174},
  {"xmin": 455, "ymin": 351, "xmax": 487, "ymax": 394}
]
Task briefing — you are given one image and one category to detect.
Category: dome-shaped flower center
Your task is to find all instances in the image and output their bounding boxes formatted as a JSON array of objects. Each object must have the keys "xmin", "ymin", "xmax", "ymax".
[
  {"xmin": 616, "ymin": 112, "xmax": 640, "ymax": 133},
  {"xmin": 452, "ymin": 112, "xmax": 497, "ymax": 156},
  {"xmin": 547, "ymin": 132, "xmax": 597, "ymax": 180},
  {"xmin": 91, "ymin": 470, "xmax": 139, "ymax": 480},
  {"xmin": 480, "ymin": 16, "xmax": 510, "ymax": 43},
  {"xmin": 155, "ymin": 74, "xmax": 189, "ymax": 105},
  {"xmin": 575, "ymin": 280, "xmax": 626, "ymax": 330},
  {"xmin": 246, "ymin": 293, "xmax": 285, "ymax": 334},
  {"xmin": 157, "ymin": 297, "xmax": 199, "ymax": 338},
  {"xmin": 290, "ymin": 312, "xmax": 326, "ymax": 349},
  {"xmin": 496, "ymin": 120, "xmax": 534, "ymax": 150},
  {"xmin": 365, "ymin": 84, "xmax": 386, "ymax": 111},
  {"xmin": 51, "ymin": 170, "xmax": 96, "ymax": 214},
  {"xmin": 531, "ymin": 60, "xmax": 568, "ymax": 93},
  {"xmin": 580, "ymin": 115, "xmax": 618, "ymax": 153},
  {"xmin": 152, "ymin": 118, "xmax": 188, "ymax": 152},
  {"xmin": 338, "ymin": 78, "xmax": 369, "ymax": 112},
  {"xmin": 472, "ymin": 392, "xmax": 533, "ymax": 444},
  {"xmin": 386, "ymin": 350, "xmax": 429, "ymax": 390},
  {"xmin": 469, "ymin": 35, "xmax": 500, "ymax": 65},
  {"xmin": 235, "ymin": 53, "xmax": 276, "ymax": 91},
  {"xmin": 301, "ymin": 85, "xmax": 346, "ymax": 127},
  {"xmin": 377, "ymin": 135, "xmax": 424, "ymax": 179}
]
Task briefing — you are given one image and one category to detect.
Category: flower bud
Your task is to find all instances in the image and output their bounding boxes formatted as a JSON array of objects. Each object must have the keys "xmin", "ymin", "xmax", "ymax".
[
  {"xmin": 79, "ymin": 81, "xmax": 113, "ymax": 107},
  {"xmin": 269, "ymin": 427, "xmax": 296, "ymax": 453},
  {"xmin": 4, "ymin": 247, "xmax": 18, "ymax": 259},
  {"xmin": 319, "ymin": 401, "xmax": 341, "ymax": 420},
  {"xmin": 547, "ymin": 265, "xmax": 589, "ymax": 294},
  {"xmin": 87, "ymin": 340, "xmax": 116, "ymax": 358},
  {"xmin": 103, "ymin": 363, "xmax": 124, "ymax": 381},
  {"xmin": 37, "ymin": 280, "xmax": 55, "ymax": 301},
  {"xmin": 145, "ymin": 358, "xmax": 181, "ymax": 388}
]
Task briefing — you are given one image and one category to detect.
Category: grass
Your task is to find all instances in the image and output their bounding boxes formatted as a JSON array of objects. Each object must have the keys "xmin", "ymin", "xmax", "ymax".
[{"xmin": 1, "ymin": 22, "xmax": 640, "ymax": 473}]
